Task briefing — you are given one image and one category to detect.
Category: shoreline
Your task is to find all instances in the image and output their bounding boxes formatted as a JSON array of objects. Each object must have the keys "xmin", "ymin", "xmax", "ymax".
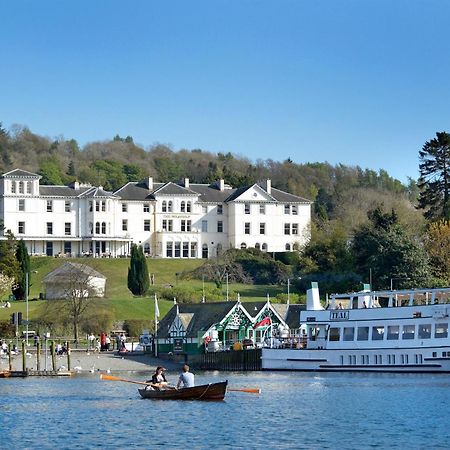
[{"xmin": 0, "ymin": 350, "xmax": 181, "ymax": 374}]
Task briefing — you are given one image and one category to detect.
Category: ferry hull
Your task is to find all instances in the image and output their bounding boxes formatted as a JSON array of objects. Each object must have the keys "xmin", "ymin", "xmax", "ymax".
[{"xmin": 262, "ymin": 348, "xmax": 450, "ymax": 373}]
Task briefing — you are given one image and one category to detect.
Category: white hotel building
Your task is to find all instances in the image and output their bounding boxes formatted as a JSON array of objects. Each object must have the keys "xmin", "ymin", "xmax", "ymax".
[{"xmin": 0, "ymin": 169, "xmax": 311, "ymax": 259}]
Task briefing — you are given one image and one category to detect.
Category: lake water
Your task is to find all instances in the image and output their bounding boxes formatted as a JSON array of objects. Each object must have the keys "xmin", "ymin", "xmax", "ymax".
[{"xmin": 1, "ymin": 370, "xmax": 450, "ymax": 449}]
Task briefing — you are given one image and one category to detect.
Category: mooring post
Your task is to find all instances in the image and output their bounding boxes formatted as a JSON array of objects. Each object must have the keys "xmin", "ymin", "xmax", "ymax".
[
  {"xmin": 36, "ymin": 342, "xmax": 40, "ymax": 371},
  {"xmin": 67, "ymin": 342, "xmax": 71, "ymax": 371},
  {"xmin": 22, "ymin": 341, "xmax": 26, "ymax": 372},
  {"xmin": 8, "ymin": 343, "xmax": 12, "ymax": 371},
  {"xmin": 51, "ymin": 341, "xmax": 56, "ymax": 371}
]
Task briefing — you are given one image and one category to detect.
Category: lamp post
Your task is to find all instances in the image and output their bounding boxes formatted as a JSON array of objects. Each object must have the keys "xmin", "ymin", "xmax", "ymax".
[
  {"xmin": 287, "ymin": 278, "xmax": 290, "ymax": 306},
  {"xmin": 390, "ymin": 277, "xmax": 410, "ymax": 290}
]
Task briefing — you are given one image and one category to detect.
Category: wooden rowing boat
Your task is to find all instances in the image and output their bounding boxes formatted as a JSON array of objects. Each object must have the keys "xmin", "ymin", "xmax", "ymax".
[
  {"xmin": 0, "ymin": 371, "xmax": 11, "ymax": 378},
  {"xmin": 138, "ymin": 380, "xmax": 228, "ymax": 400}
]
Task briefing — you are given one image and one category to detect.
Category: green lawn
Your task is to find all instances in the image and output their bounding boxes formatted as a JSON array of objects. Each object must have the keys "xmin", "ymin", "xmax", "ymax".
[{"xmin": 0, "ymin": 257, "xmax": 290, "ymax": 323}]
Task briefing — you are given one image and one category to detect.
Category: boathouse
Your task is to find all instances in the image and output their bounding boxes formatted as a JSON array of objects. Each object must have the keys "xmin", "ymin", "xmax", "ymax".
[{"xmin": 155, "ymin": 300, "xmax": 290, "ymax": 355}]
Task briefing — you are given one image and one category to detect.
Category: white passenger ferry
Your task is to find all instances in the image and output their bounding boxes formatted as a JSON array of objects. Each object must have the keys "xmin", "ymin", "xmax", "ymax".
[{"xmin": 262, "ymin": 283, "xmax": 450, "ymax": 372}]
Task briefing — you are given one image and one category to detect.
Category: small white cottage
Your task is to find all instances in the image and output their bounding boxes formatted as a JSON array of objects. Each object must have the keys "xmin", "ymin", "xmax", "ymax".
[{"xmin": 43, "ymin": 262, "xmax": 107, "ymax": 300}]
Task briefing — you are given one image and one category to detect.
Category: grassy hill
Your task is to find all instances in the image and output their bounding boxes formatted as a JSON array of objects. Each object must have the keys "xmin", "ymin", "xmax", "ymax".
[{"xmin": 0, "ymin": 257, "xmax": 288, "ymax": 323}]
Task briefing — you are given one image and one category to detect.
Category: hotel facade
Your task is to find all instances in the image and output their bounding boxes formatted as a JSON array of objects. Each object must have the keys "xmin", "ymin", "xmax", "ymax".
[{"xmin": 0, "ymin": 169, "xmax": 311, "ymax": 259}]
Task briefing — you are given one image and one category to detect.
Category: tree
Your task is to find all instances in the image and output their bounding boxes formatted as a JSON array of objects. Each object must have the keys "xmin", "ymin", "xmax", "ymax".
[
  {"xmin": 0, "ymin": 230, "xmax": 19, "ymax": 280},
  {"xmin": 351, "ymin": 207, "xmax": 431, "ymax": 289},
  {"xmin": 424, "ymin": 220, "xmax": 450, "ymax": 281},
  {"xmin": 12, "ymin": 239, "xmax": 30, "ymax": 300},
  {"xmin": 127, "ymin": 244, "xmax": 149, "ymax": 295},
  {"xmin": 0, "ymin": 273, "xmax": 15, "ymax": 300},
  {"xmin": 418, "ymin": 131, "xmax": 450, "ymax": 220}
]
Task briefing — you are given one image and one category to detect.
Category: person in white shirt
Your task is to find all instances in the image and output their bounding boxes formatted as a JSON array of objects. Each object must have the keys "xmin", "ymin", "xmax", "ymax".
[{"xmin": 177, "ymin": 364, "xmax": 195, "ymax": 389}]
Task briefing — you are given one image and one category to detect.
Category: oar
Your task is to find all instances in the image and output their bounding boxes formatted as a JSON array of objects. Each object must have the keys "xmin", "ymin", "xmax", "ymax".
[
  {"xmin": 227, "ymin": 388, "xmax": 261, "ymax": 394},
  {"xmin": 100, "ymin": 374, "xmax": 152, "ymax": 386}
]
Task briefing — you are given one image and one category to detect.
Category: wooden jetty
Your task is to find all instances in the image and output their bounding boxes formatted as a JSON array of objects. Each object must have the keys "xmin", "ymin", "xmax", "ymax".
[
  {"xmin": 0, "ymin": 370, "xmax": 72, "ymax": 378},
  {"xmin": 189, "ymin": 349, "xmax": 262, "ymax": 371}
]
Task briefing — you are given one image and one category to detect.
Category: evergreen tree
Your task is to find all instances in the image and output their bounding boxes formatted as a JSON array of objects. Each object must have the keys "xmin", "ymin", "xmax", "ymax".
[
  {"xmin": 13, "ymin": 239, "xmax": 30, "ymax": 300},
  {"xmin": 418, "ymin": 131, "xmax": 450, "ymax": 220},
  {"xmin": 127, "ymin": 244, "xmax": 149, "ymax": 295}
]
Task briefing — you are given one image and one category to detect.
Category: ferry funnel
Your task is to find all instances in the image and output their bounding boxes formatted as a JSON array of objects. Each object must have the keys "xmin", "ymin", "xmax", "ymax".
[{"xmin": 307, "ymin": 282, "xmax": 324, "ymax": 311}]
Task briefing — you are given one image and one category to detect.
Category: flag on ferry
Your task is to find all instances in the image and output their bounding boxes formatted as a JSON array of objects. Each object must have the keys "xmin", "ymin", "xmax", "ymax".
[{"xmin": 253, "ymin": 317, "xmax": 271, "ymax": 328}]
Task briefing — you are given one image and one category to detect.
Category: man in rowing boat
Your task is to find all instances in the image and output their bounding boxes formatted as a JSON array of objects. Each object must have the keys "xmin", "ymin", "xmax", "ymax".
[
  {"xmin": 176, "ymin": 364, "xmax": 195, "ymax": 389},
  {"xmin": 147, "ymin": 366, "xmax": 168, "ymax": 390}
]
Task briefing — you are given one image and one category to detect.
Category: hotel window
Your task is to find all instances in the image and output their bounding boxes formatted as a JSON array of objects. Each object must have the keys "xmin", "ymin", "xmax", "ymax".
[
  {"xmin": 122, "ymin": 219, "xmax": 128, "ymax": 231},
  {"xmin": 89, "ymin": 201, "xmax": 93, "ymax": 212},
  {"xmin": 217, "ymin": 204, "xmax": 223, "ymax": 215},
  {"xmin": 183, "ymin": 242, "xmax": 189, "ymax": 258},
  {"xmin": 144, "ymin": 243, "xmax": 150, "ymax": 255},
  {"xmin": 11, "ymin": 182, "xmax": 16, "ymax": 194},
  {"xmin": 180, "ymin": 201, "xmax": 186, "ymax": 212},
  {"xmin": 284, "ymin": 224, "xmax": 290, "ymax": 235},
  {"xmin": 122, "ymin": 203, "xmax": 127, "ymax": 212},
  {"xmin": 19, "ymin": 181, "xmax": 24, "ymax": 194},
  {"xmin": 329, "ymin": 328, "xmax": 340, "ymax": 341},
  {"xmin": 201, "ymin": 220, "xmax": 208, "ymax": 232},
  {"xmin": 202, "ymin": 244, "xmax": 208, "ymax": 258},
  {"xmin": 357, "ymin": 327, "xmax": 369, "ymax": 341},
  {"xmin": 47, "ymin": 222, "xmax": 53, "ymax": 234},
  {"xmin": 143, "ymin": 203, "xmax": 150, "ymax": 213},
  {"xmin": 285, "ymin": 243, "xmax": 291, "ymax": 251},
  {"xmin": 163, "ymin": 220, "xmax": 173, "ymax": 232},
  {"xmin": 202, "ymin": 205, "xmax": 208, "ymax": 214},
  {"xmin": 435, "ymin": 323, "xmax": 448, "ymax": 338},
  {"xmin": 18, "ymin": 221, "xmax": 25, "ymax": 234},
  {"xmin": 244, "ymin": 223, "xmax": 251, "ymax": 234},
  {"xmin": 418, "ymin": 324, "xmax": 431, "ymax": 339},
  {"xmin": 101, "ymin": 201, "xmax": 106, "ymax": 212},
  {"xmin": 292, "ymin": 205, "xmax": 298, "ymax": 215},
  {"xmin": 26, "ymin": 182, "xmax": 31, "ymax": 194},
  {"xmin": 284, "ymin": 204, "xmax": 290, "ymax": 214},
  {"xmin": 64, "ymin": 242, "xmax": 72, "ymax": 255},
  {"xmin": 292, "ymin": 224, "xmax": 299, "ymax": 235},
  {"xmin": 402, "ymin": 325, "xmax": 415, "ymax": 340},
  {"xmin": 241, "ymin": 243, "xmax": 247, "ymax": 249},
  {"xmin": 372, "ymin": 326, "xmax": 385, "ymax": 340},
  {"xmin": 190, "ymin": 242, "xmax": 197, "ymax": 258},
  {"xmin": 186, "ymin": 202, "xmax": 191, "ymax": 212},
  {"xmin": 260, "ymin": 223, "xmax": 266, "ymax": 235},
  {"xmin": 166, "ymin": 242, "xmax": 173, "ymax": 257},
  {"xmin": 181, "ymin": 220, "xmax": 192, "ymax": 232},
  {"xmin": 343, "ymin": 327, "xmax": 354, "ymax": 341},
  {"xmin": 95, "ymin": 201, "xmax": 100, "ymax": 212},
  {"xmin": 174, "ymin": 242, "xmax": 181, "ymax": 257},
  {"xmin": 244, "ymin": 204, "xmax": 250, "ymax": 214},
  {"xmin": 144, "ymin": 220, "xmax": 151, "ymax": 231},
  {"xmin": 18, "ymin": 199, "xmax": 25, "ymax": 211},
  {"xmin": 255, "ymin": 243, "xmax": 260, "ymax": 250},
  {"xmin": 101, "ymin": 222, "xmax": 106, "ymax": 234},
  {"xmin": 65, "ymin": 201, "xmax": 71, "ymax": 212},
  {"xmin": 262, "ymin": 243, "xmax": 267, "ymax": 251},
  {"xmin": 168, "ymin": 201, "xmax": 173, "ymax": 212},
  {"xmin": 387, "ymin": 326, "xmax": 400, "ymax": 340},
  {"xmin": 217, "ymin": 221, "xmax": 223, "ymax": 233},
  {"xmin": 162, "ymin": 201, "xmax": 167, "ymax": 212},
  {"xmin": 65, "ymin": 222, "xmax": 71, "ymax": 235},
  {"xmin": 260, "ymin": 204, "xmax": 265, "ymax": 214},
  {"xmin": 47, "ymin": 200, "xmax": 53, "ymax": 212},
  {"xmin": 96, "ymin": 222, "xmax": 100, "ymax": 234}
]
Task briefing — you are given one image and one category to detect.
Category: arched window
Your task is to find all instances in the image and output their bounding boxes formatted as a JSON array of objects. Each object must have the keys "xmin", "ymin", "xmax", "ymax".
[
  {"xmin": 168, "ymin": 201, "xmax": 173, "ymax": 212},
  {"xmin": 202, "ymin": 244, "xmax": 209, "ymax": 259},
  {"xmin": 285, "ymin": 243, "xmax": 291, "ymax": 251},
  {"xmin": 95, "ymin": 222, "xmax": 100, "ymax": 234},
  {"xmin": 241, "ymin": 243, "xmax": 247, "ymax": 249},
  {"xmin": 89, "ymin": 222, "xmax": 93, "ymax": 234},
  {"xmin": 255, "ymin": 243, "xmax": 260, "ymax": 250},
  {"xmin": 144, "ymin": 243, "xmax": 150, "ymax": 255},
  {"xmin": 216, "ymin": 243, "xmax": 222, "ymax": 256},
  {"xmin": 162, "ymin": 201, "xmax": 167, "ymax": 212},
  {"xmin": 186, "ymin": 202, "xmax": 191, "ymax": 212},
  {"xmin": 262, "ymin": 243, "xmax": 267, "ymax": 252},
  {"xmin": 102, "ymin": 222, "xmax": 106, "ymax": 234},
  {"xmin": 180, "ymin": 201, "xmax": 186, "ymax": 212}
]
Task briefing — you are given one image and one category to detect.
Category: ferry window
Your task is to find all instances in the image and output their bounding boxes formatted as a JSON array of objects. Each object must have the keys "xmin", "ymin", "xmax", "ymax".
[
  {"xmin": 435, "ymin": 323, "xmax": 448, "ymax": 338},
  {"xmin": 343, "ymin": 327, "xmax": 354, "ymax": 341},
  {"xmin": 357, "ymin": 327, "xmax": 369, "ymax": 341},
  {"xmin": 418, "ymin": 324, "xmax": 431, "ymax": 339},
  {"xmin": 432, "ymin": 352, "xmax": 437, "ymax": 358},
  {"xmin": 372, "ymin": 326, "xmax": 385, "ymax": 341},
  {"xmin": 329, "ymin": 328, "xmax": 340, "ymax": 341},
  {"xmin": 402, "ymin": 325, "xmax": 415, "ymax": 340},
  {"xmin": 387, "ymin": 326, "xmax": 399, "ymax": 340}
]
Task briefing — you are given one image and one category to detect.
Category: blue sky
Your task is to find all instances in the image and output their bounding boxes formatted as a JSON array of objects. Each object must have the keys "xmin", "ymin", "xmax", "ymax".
[{"xmin": 2, "ymin": 0, "xmax": 450, "ymax": 183}]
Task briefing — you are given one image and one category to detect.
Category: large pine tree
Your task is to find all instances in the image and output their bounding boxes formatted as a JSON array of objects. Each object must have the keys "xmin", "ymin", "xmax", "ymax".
[
  {"xmin": 418, "ymin": 131, "xmax": 450, "ymax": 220},
  {"xmin": 13, "ymin": 239, "xmax": 30, "ymax": 300},
  {"xmin": 127, "ymin": 244, "xmax": 149, "ymax": 296}
]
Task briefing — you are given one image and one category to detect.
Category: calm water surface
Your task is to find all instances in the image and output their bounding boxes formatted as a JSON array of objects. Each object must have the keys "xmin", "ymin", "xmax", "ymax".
[{"xmin": 1, "ymin": 371, "xmax": 450, "ymax": 449}]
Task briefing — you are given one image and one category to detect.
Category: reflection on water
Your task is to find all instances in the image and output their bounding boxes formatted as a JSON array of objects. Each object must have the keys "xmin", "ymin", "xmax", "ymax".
[{"xmin": 1, "ymin": 371, "xmax": 450, "ymax": 449}]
